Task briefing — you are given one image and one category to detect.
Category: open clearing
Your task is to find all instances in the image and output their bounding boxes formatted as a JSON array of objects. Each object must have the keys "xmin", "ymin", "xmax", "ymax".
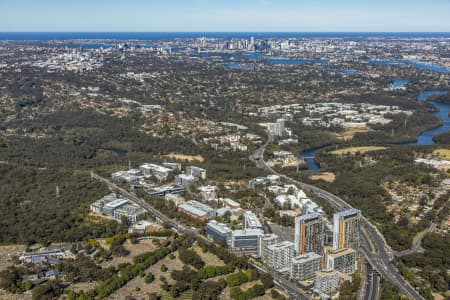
[
  {"xmin": 433, "ymin": 149, "xmax": 450, "ymax": 160},
  {"xmin": 309, "ymin": 172, "xmax": 336, "ymax": 183},
  {"xmin": 0, "ymin": 244, "xmax": 26, "ymax": 272},
  {"xmin": 164, "ymin": 153, "xmax": 204, "ymax": 162},
  {"xmin": 331, "ymin": 146, "xmax": 387, "ymax": 155},
  {"xmin": 335, "ymin": 126, "xmax": 371, "ymax": 140},
  {"xmin": 100, "ymin": 239, "xmax": 158, "ymax": 268}
]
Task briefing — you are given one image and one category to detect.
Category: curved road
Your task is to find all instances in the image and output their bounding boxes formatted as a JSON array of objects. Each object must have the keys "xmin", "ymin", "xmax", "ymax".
[{"xmin": 250, "ymin": 139, "xmax": 423, "ymax": 300}]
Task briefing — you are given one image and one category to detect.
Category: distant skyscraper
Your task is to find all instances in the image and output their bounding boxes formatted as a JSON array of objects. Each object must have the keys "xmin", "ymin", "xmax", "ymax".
[
  {"xmin": 333, "ymin": 209, "xmax": 361, "ymax": 251},
  {"xmin": 294, "ymin": 213, "xmax": 326, "ymax": 255}
]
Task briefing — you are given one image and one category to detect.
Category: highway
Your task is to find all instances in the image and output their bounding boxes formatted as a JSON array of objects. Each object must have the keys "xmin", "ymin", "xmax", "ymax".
[
  {"xmin": 363, "ymin": 263, "xmax": 380, "ymax": 300},
  {"xmin": 250, "ymin": 140, "xmax": 423, "ymax": 300}
]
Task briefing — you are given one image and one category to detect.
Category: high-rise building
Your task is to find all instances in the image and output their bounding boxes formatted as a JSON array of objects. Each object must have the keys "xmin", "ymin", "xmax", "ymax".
[
  {"xmin": 290, "ymin": 252, "xmax": 322, "ymax": 281},
  {"xmin": 326, "ymin": 248, "xmax": 356, "ymax": 274},
  {"xmin": 294, "ymin": 213, "xmax": 326, "ymax": 255},
  {"xmin": 333, "ymin": 209, "xmax": 361, "ymax": 251},
  {"xmin": 266, "ymin": 241, "xmax": 295, "ymax": 272}
]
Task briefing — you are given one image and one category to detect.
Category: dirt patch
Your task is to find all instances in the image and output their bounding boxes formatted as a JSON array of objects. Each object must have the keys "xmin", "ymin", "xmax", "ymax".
[
  {"xmin": 0, "ymin": 290, "xmax": 31, "ymax": 300},
  {"xmin": 309, "ymin": 172, "xmax": 336, "ymax": 183},
  {"xmin": 433, "ymin": 149, "xmax": 450, "ymax": 160},
  {"xmin": 164, "ymin": 153, "xmax": 204, "ymax": 162},
  {"xmin": 335, "ymin": 127, "xmax": 371, "ymax": 140},
  {"xmin": 68, "ymin": 282, "xmax": 99, "ymax": 293},
  {"xmin": 0, "ymin": 245, "xmax": 26, "ymax": 272},
  {"xmin": 331, "ymin": 146, "xmax": 387, "ymax": 155}
]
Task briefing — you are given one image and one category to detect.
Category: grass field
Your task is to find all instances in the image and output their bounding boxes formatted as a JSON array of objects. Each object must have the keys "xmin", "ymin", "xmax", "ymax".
[
  {"xmin": 335, "ymin": 126, "xmax": 371, "ymax": 140},
  {"xmin": 433, "ymin": 149, "xmax": 450, "ymax": 160},
  {"xmin": 309, "ymin": 172, "xmax": 336, "ymax": 183},
  {"xmin": 330, "ymin": 146, "xmax": 387, "ymax": 155},
  {"xmin": 163, "ymin": 153, "xmax": 204, "ymax": 162}
]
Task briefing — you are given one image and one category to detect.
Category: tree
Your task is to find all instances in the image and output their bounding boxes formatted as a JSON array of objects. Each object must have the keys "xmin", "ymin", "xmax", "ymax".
[
  {"xmin": 32, "ymin": 281, "xmax": 61, "ymax": 300},
  {"xmin": 144, "ymin": 272, "xmax": 154, "ymax": 284}
]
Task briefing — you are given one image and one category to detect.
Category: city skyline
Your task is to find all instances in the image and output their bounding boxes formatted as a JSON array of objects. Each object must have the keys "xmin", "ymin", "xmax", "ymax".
[{"xmin": 1, "ymin": 0, "xmax": 450, "ymax": 32}]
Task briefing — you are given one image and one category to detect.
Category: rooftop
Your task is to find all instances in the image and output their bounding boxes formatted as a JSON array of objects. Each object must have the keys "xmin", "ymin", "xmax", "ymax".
[{"xmin": 292, "ymin": 252, "xmax": 322, "ymax": 263}]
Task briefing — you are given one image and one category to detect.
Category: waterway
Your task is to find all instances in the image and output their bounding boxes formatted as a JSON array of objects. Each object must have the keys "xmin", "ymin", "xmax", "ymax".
[
  {"xmin": 300, "ymin": 90, "xmax": 450, "ymax": 170},
  {"xmin": 409, "ymin": 90, "xmax": 450, "ymax": 145}
]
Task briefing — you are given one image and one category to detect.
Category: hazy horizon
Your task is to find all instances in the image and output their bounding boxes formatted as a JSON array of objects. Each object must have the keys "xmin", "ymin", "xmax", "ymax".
[{"xmin": 1, "ymin": 0, "xmax": 450, "ymax": 32}]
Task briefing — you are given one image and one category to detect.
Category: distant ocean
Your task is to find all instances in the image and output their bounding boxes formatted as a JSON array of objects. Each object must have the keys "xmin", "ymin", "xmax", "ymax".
[{"xmin": 1, "ymin": 32, "xmax": 450, "ymax": 40}]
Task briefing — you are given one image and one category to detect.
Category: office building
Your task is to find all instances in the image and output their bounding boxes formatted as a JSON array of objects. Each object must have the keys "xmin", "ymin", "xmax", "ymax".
[
  {"xmin": 139, "ymin": 163, "xmax": 172, "ymax": 178},
  {"xmin": 178, "ymin": 200, "xmax": 214, "ymax": 221},
  {"xmin": 111, "ymin": 169, "xmax": 142, "ymax": 183},
  {"xmin": 244, "ymin": 211, "xmax": 263, "ymax": 230},
  {"xmin": 198, "ymin": 185, "xmax": 218, "ymax": 201},
  {"xmin": 294, "ymin": 213, "xmax": 326, "ymax": 255},
  {"xmin": 266, "ymin": 241, "xmax": 295, "ymax": 272},
  {"xmin": 231, "ymin": 229, "xmax": 264, "ymax": 255},
  {"xmin": 333, "ymin": 209, "xmax": 361, "ymax": 251},
  {"xmin": 90, "ymin": 193, "xmax": 146, "ymax": 224},
  {"xmin": 326, "ymin": 248, "xmax": 356, "ymax": 274},
  {"xmin": 290, "ymin": 252, "xmax": 322, "ymax": 281},
  {"xmin": 148, "ymin": 185, "xmax": 185, "ymax": 197},
  {"xmin": 186, "ymin": 166, "xmax": 207, "ymax": 180},
  {"xmin": 175, "ymin": 174, "xmax": 198, "ymax": 187},
  {"xmin": 206, "ymin": 220, "xmax": 232, "ymax": 245}
]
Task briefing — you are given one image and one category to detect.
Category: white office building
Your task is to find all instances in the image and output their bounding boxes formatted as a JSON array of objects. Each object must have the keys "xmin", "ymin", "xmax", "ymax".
[
  {"xmin": 244, "ymin": 211, "xmax": 263, "ymax": 230},
  {"xmin": 231, "ymin": 229, "xmax": 264, "ymax": 255}
]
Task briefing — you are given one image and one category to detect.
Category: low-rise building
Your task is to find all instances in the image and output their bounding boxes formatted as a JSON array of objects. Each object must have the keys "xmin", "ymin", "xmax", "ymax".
[
  {"xmin": 199, "ymin": 185, "xmax": 218, "ymax": 201},
  {"xmin": 231, "ymin": 229, "xmax": 264, "ymax": 255},
  {"xmin": 175, "ymin": 174, "xmax": 198, "ymax": 187},
  {"xmin": 165, "ymin": 193, "xmax": 185, "ymax": 206},
  {"xmin": 90, "ymin": 193, "xmax": 146, "ymax": 224},
  {"xmin": 290, "ymin": 252, "xmax": 322, "ymax": 280},
  {"xmin": 148, "ymin": 185, "xmax": 185, "ymax": 197},
  {"xmin": 112, "ymin": 169, "xmax": 143, "ymax": 183},
  {"xmin": 222, "ymin": 198, "xmax": 241, "ymax": 209},
  {"xmin": 206, "ymin": 220, "xmax": 232, "ymax": 245},
  {"xmin": 186, "ymin": 166, "xmax": 207, "ymax": 180},
  {"xmin": 140, "ymin": 163, "xmax": 172, "ymax": 178},
  {"xmin": 244, "ymin": 211, "xmax": 263, "ymax": 230},
  {"xmin": 178, "ymin": 200, "xmax": 214, "ymax": 221}
]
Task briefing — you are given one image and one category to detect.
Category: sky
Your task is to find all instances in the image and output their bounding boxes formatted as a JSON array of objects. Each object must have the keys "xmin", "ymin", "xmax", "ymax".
[{"xmin": 0, "ymin": 0, "xmax": 450, "ymax": 32}]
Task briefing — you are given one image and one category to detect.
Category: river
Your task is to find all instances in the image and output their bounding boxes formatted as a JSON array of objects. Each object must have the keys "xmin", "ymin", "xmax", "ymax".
[{"xmin": 300, "ymin": 90, "xmax": 450, "ymax": 171}]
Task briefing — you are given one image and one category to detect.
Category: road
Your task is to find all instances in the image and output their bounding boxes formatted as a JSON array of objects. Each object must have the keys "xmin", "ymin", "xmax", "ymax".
[
  {"xmin": 92, "ymin": 171, "xmax": 313, "ymax": 299},
  {"xmin": 363, "ymin": 263, "xmax": 381, "ymax": 300},
  {"xmin": 250, "ymin": 260, "xmax": 311, "ymax": 300},
  {"xmin": 90, "ymin": 172, "xmax": 198, "ymax": 236},
  {"xmin": 250, "ymin": 141, "xmax": 423, "ymax": 300}
]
